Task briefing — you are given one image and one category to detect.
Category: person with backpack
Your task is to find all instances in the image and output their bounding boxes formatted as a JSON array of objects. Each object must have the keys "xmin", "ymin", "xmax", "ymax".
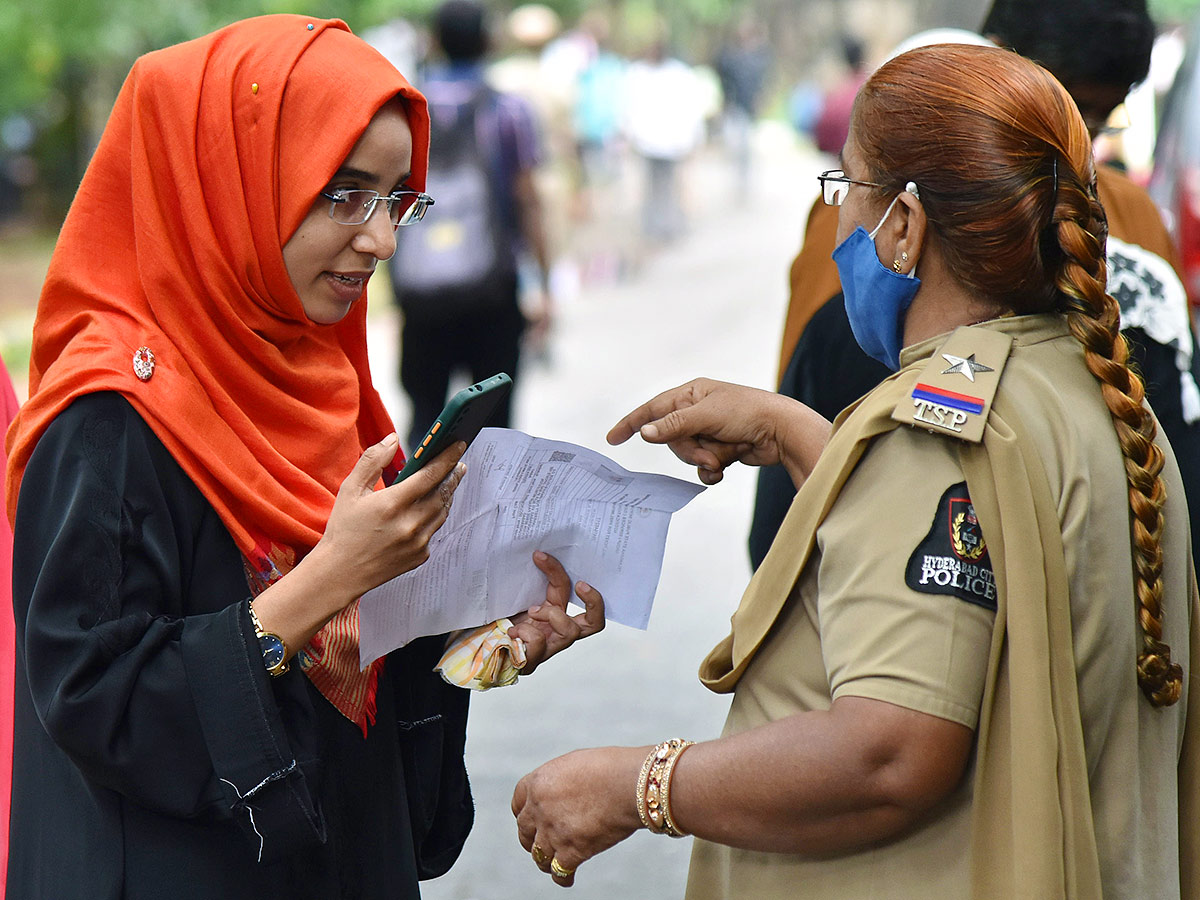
[{"xmin": 390, "ymin": 0, "xmax": 553, "ymax": 453}]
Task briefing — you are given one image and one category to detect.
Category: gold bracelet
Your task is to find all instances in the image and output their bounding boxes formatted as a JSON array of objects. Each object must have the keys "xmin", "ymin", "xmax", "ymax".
[
  {"xmin": 636, "ymin": 739, "xmax": 695, "ymax": 836},
  {"xmin": 635, "ymin": 744, "xmax": 658, "ymax": 830},
  {"xmin": 660, "ymin": 740, "xmax": 695, "ymax": 838}
]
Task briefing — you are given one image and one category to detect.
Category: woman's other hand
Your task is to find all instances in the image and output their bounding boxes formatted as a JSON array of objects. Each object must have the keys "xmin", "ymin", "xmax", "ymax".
[
  {"xmin": 512, "ymin": 746, "xmax": 646, "ymax": 887},
  {"xmin": 508, "ymin": 551, "xmax": 605, "ymax": 675},
  {"xmin": 607, "ymin": 378, "xmax": 831, "ymax": 486}
]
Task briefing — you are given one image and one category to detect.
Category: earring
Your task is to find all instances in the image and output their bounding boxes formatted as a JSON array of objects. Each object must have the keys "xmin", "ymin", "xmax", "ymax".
[
  {"xmin": 901, "ymin": 251, "xmax": 909, "ymax": 262},
  {"xmin": 893, "ymin": 259, "xmax": 903, "ymax": 272}
]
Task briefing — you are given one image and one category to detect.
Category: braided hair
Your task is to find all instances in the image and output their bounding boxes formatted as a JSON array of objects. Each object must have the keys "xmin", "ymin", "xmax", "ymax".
[{"xmin": 854, "ymin": 43, "xmax": 1182, "ymax": 706}]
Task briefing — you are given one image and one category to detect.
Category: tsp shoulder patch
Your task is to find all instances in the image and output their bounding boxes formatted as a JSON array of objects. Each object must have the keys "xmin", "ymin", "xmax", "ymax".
[
  {"xmin": 892, "ymin": 325, "xmax": 1012, "ymax": 443},
  {"xmin": 904, "ymin": 482, "xmax": 997, "ymax": 611}
]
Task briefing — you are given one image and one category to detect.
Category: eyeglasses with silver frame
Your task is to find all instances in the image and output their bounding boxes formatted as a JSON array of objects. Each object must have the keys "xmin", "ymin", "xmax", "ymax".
[
  {"xmin": 321, "ymin": 188, "xmax": 435, "ymax": 228},
  {"xmin": 817, "ymin": 169, "xmax": 884, "ymax": 206}
]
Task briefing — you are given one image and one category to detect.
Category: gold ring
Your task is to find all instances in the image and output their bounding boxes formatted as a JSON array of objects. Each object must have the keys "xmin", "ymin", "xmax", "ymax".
[
  {"xmin": 531, "ymin": 844, "xmax": 549, "ymax": 867},
  {"xmin": 550, "ymin": 858, "xmax": 575, "ymax": 879}
]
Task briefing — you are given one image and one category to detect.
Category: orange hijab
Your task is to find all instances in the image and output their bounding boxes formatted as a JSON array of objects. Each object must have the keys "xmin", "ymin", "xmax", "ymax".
[{"xmin": 5, "ymin": 15, "xmax": 430, "ymax": 732}]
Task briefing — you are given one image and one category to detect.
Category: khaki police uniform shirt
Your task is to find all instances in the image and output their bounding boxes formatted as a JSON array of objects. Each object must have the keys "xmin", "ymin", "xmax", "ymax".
[{"xmin": 686, "ymin": 316, "xmax": 1192, "ymax": 900}]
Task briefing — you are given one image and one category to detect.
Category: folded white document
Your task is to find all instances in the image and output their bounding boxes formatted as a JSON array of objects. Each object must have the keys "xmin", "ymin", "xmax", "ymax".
[{"xmin": 358, "ymin": 428, "xmax": 705, "ymax": 668}]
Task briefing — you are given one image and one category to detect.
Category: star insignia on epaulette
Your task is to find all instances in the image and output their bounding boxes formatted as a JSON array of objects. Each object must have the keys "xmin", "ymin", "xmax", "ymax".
[{"xmin": 941, "ymin": 353, "xmax": 994, "ymax": 382}]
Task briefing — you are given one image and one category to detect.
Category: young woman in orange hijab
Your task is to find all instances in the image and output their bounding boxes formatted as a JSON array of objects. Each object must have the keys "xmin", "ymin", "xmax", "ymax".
[{"xmin": 3, "ymin": 15, "xmax": 602, "ymax": 898}]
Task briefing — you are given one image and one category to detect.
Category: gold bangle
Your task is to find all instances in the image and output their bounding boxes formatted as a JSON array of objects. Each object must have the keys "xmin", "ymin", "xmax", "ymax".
[
  {"xmin": 635, "ymin": 745, "xmax": 658, "ymax": 830},
  {"xmin": 636, "ymin": 739, "xmax": 694, "ymax": 836},
  {"xmin": 640, "ymin": 740, "xmax": 675, "ymax": 834},
  {"xmin": 660, "ymin": 740, "xmax": 695, "ymax": 838}
]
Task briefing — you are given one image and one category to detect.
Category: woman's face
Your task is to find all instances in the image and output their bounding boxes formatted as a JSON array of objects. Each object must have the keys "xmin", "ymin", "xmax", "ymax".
[{"xmin": 282, "ymin": 102, "xmax": 414, "ymax": 325}]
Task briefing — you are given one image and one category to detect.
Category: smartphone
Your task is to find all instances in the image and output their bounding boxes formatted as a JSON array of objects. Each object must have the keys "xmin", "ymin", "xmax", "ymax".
[{"xmin": 392, "ymin": 373, "xmax": 513, "ymax": 484}]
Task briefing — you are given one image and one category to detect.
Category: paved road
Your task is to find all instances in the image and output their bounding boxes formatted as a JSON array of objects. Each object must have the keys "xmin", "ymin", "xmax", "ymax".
[{"xmin": 368, "ymin": 130, "xmax": 825, "ymax": 900}]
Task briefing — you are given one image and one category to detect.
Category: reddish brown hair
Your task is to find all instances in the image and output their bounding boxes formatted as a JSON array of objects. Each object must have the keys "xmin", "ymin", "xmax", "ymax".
[{"xmin": 854, "ymin": 43, "xmax": 1181, "ymax": 706}]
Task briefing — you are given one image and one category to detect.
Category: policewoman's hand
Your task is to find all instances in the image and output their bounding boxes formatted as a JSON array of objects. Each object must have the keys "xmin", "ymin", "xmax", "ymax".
[
  {"xmin": 607, "ymin": 378, "xmax": 831, "ymax": 486},
  {"xmin": 512, "ymin": 745, "xmax": 647, "ymax": 888}
]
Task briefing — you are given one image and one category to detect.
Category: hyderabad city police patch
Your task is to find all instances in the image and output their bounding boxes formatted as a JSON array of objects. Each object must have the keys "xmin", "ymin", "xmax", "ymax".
[{"xmin": 904, "ymin": 482, "xmax": 997, "ymax": 611}]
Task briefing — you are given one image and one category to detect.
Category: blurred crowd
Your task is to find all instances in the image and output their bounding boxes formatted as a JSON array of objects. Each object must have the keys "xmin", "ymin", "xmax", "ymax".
[
  {"xmin": 348, "ymin": 2, "xmax": 1200, "ymax": 305},
  {"xmin": 360, "ymin": 3, "xmax": 774, "ymax": 300},
  {"xmin": 7, "ymin": 2, "xmax": 1199, "ymax": 302}
]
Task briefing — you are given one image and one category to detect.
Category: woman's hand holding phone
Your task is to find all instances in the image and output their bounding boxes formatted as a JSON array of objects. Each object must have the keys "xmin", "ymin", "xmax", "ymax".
[
  {"xmin": 319, "ymin": 433, "xmax": 469, "ymax": 599},
  {"xmin": 245, "ymin": 433, "xmax": 468, "ymax": 665}
]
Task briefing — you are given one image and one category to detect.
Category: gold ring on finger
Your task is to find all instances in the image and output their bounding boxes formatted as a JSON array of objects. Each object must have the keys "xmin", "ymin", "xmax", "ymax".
[
  {"xmin": 550, "ymin": 858, "xmax": 574, "ymax": 879},
  {"xmin": 531, "ymin": 844, "xmax": 550, "ymax": 867}
]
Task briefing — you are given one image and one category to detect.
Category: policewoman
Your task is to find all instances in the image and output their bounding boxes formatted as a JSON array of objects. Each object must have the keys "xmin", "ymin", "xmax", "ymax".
[{"xmin": 509, "ymin": 44, "xmax": 1199, "ymax": 899}]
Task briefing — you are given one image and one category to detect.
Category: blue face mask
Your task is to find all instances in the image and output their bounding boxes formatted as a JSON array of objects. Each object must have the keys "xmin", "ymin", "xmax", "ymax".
[{"xmin": 832, "ymin": 193, "xmax": 921, "ymax": 371}]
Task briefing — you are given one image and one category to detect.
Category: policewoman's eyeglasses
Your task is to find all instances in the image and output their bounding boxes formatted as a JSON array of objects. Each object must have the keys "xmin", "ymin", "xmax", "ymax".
[
  {"xmin": 817, "ymin": 169, "xmax": 883, "ymax": 206},
  {"xmin": 321, "ymin": 189, "xmax": 435, "ymax": 228}
]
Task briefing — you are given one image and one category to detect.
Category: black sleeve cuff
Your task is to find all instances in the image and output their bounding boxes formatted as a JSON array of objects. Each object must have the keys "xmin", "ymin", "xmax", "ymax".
[{"xmin": 181, "ymin": 601, "xmax": 326, "ymax": 862}]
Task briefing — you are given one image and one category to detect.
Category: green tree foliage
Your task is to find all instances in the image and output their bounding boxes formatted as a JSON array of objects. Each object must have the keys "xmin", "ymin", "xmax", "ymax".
[
  {"xmin": 2, "ymin": 0, "xmax": 754, "ymax": 222},
  {"xmin": 0, "ymin": 0, "xmax": 413, "ymax": 218},
  {"xmin": 1150, "ymin": 0, "xmax": 1200, "ymax": 25},
  {"xmin": 0, "ymin": 0, "xmax": 397, "ymax": 123},
  {"xmin": 1, "ymin": 0, "xmax": 750, "ymax": 123}
]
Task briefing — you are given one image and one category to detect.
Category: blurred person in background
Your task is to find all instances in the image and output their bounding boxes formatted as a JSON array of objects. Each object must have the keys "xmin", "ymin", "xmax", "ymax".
[
  {"xmin": 568, "ymin": 11, "xmax": 631, "ymax": 286},
  {"xmin": 623, "ymin": 32, "xmax": 707, "ymax": 246},
  {"xmin": 572, "ymin": 10, "xmax": 626, "ymax": 218},
  {"xmin": 786, "ymin": 77, "xmax": 824, "ymax": 145},
  {"xmin": 813, "ymin": 36, "xmax": 868, "ymax": 157},
  {"xmin": 511, "ymin": 42, "xmax": 1198, "ymax": 899},
  {"xmin": 1112, "ymin": 18, "xmax": 1186, "ymax": 180},
  {"xmin": 715, "ymin": 18, "xmax": 771, "ymax": 195},
  {"xmin": 489, "ymin": 3, "xmax": 576, "ymax": 270},
  {"xmin": 749, "ymin": 0, "xmax": 1200, "ymax": 575},
  {"xmin": 390, "ymin": 0, "xmax": 553, "ymax": 453}
]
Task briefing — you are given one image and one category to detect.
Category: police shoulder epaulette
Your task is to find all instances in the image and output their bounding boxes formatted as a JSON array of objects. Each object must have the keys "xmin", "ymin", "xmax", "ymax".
[{"xmin": 891, "ymin": 325, "xmax": 1013, "ymax": 443}]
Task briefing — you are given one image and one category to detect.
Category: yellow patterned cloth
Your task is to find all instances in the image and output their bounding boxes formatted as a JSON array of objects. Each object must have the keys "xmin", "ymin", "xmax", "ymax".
[{"xmin": 436, "ymin": 619, "xmax": 528, "ymax": 690}]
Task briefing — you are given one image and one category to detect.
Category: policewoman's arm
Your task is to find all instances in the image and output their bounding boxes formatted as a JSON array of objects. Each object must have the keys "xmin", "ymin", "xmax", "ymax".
[
  {"xmin": 514, "ymin": 697, "xmax": 971, "ymax": 882},
  {"xmin": 514, "ymin": 424, "xmax": 991, "ymax": 879},
  {"xmin": 607, "ymin": 378, "xmax": 833, "ymax": 488}
]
